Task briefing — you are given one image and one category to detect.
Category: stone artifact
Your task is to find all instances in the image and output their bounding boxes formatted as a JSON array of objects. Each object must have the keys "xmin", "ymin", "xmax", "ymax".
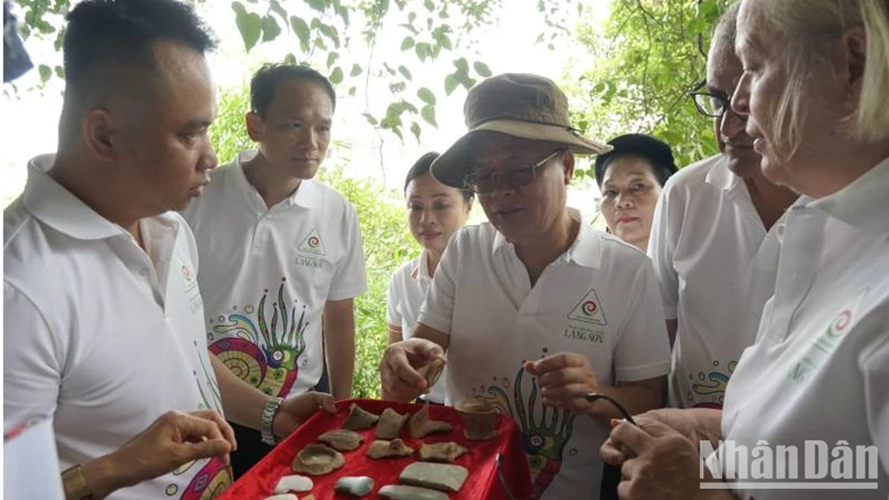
[
  {"xmin": 334, "ymin": 476, "xmax": 375, "ymax": 497},
  {"xmin": 456, "ymin": 398, "xmax": 499, "ymax": 441},
  {"xmin": 419, "ymin": 442, "xmax": 468, "ymax": 463},
  {"xmin": 378, "ymin": 485, "xmax": 449, "ymax": 500},
  {"xmin": 273, "ymin": 474, "xmax": 314, "ymax": 494},
  {"xmin": 317, "ymin": 429, "xmax": 365, "ymax": 451},
  {"xmin": 367, "ymin": 438, "xmax": 415, "ymax": 459},
  {"xmin": 375, "ymin": 408, "xmax": 409, "ymax": 439},
  {"xmin": 399, "ymin": 462, "xmax": 468, "ymax": 493},
  {"xmin": 342, "ymin": 404, "xmax": 380, "ymax": 431},
  {"xmin": 291, "ymin": 444, "xmax": 345, "ymax": 475},
  {"xmin": 408, "ymin": 402, "xmax": 452, "ymax": 439},
  {"xmin": 418, "ymin": 357, "xmax": 445, "ymax": 389}
]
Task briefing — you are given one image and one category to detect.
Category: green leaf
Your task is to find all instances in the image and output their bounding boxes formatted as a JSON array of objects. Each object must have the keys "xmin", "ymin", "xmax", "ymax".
[
  {"xmin": 329, "ymin": 67, "xmax": 344, "ymax": 85},
  {"xmin": 421, "ymin": 105, "xmax": 437, "ymax": 127},
  {"xmin": 261, "ymin": 15, "xmax": 281, "ymax": 42},
  {"xmin": 38, "ymin": 64, "xmax": 52, "ymax": 83},
  {"xmin": 327, "ymin": 51, "xmax": 340, "ymax": 69},
  {"xmin": 410, "ymin": 122, "xmax": 422, "ymax": 142},
  {"xmin": 423, "ymin": 0, "xmax": 434, "ymax": 12},
  {"xmin": 415, "ymin": 42, "xmax": 431, "ymax": 62},
  {"xmin": 454, "ymin": 57, "xmax": 469, "ymax": 73},
  {"xmin": 318, "ymin": 23, "xmax": 340, "ymax": 48},
  {"xmin": 54, "ymin": 65, "xmax": 65, "ymax": 79},
  {"xmin": 290, "ymin": 16, "xmax": 310, "ymax": 52},
  {"xmin": 362, "ymin": 112, "xmax": 379, "ymax": 126},
  {"xmin": 398, "ymin": 65, "xmax": 412, "ymax": 81},
  {"xmin": 233, "ymin": 5, "xmax": 262, "ymax": 52},
  {"xmin": 269, "ymin": 0, "xmax": 288, "ymax": 22},
  {"xmin": 306, "ymin": 0, "xmax": 326, "ymax": 12},
  {"xmin": 400, "ymin": 36, "xmax": 415, "ymax": 51},
  {"xmin": 444, "ymin": 74, "xmax": 458, "ymax": 95},
  {"xmin": 284, "ymin": 53, "xmax": 297, "ymax": 64},
  {"xmin": 350, "ymin": 64, "xmax": 363, "ymax": 77},
  {"xmin": 437, "ymin": 33, "xmax": 453, "ymax": 50},
  {"xmin": 417, "ymin": 87, "xmax": 436, "ymax": 105},
  {"xmin": 473, "ymin": 61, "xmax": 492, "ymax": 77}
]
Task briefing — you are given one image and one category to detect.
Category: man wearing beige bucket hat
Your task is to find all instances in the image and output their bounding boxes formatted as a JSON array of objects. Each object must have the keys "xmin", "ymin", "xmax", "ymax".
[{"xmin": 380, "ymin": 73, "xmax": 671, "ymax": 499}]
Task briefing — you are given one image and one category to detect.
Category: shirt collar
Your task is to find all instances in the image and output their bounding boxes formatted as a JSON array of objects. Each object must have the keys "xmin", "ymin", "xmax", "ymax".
[
  {"xmin": 23, "ymin": 154, "xmax": 127, "ymax": 241},
  {"xmin": 491, "ymin": 214, "xmax": 602, "ymax": 269},
  {"xmin": 411, "ymin": 249, "xmax": 434, "ymax": 282},
  {"xmin": 808, "ymin": 156, "xmax": 889, "ymax": 237},
  {"xmin": 704, "ymin": 155, "xmax": 744, "ymax": 193},
  {"xmin": 231, "ymin": 150, "xmax": 319, "ymax": 209}
]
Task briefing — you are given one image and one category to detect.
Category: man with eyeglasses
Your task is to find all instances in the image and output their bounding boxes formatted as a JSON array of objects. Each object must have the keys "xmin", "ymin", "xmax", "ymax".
[
  {"xmin": 380, "ymin": 73, "xmax": 671, "ymax": 499},
  {"xmin": 647, "ymin": 3, "xmax": 798, "ymax": 411}
]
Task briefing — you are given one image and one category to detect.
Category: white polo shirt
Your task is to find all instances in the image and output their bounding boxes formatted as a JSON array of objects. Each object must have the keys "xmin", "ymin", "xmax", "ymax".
[
  {"xmin": 181, "ymin": 151, "xmax": 366, "ymax": 398},
  {"xmin": 387, "ymin": 250, "xmax": 447, "ymax": 403},
  {"xmin": 648, "ymin": 155, "xmax": 788, "ymax": 409},
  {"xmin": 419, "ymin": 220, "xmax": 671, "ymax": 500},
  {"xmin": 721, "ymin": 157, "xmax": 889, "ymax": 499},
  {"xmin": 4, "ymin": 155, "xmax": 229, "ymax": 500}
]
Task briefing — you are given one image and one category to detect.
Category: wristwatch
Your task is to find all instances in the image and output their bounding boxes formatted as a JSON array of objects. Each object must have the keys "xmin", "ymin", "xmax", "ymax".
[
  {"xmin": 261, "ymin": 397, "xmax": 284, "ymax": 445},
  {"xmin": 61, "ymin": 464, "xmax": 95, "ymax": 500}
]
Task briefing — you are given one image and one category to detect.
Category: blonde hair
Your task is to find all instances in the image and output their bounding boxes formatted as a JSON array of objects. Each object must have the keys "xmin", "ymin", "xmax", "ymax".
[{"xmin": 747, "ymin": 0, "xmax": 889, "ymax": 159}]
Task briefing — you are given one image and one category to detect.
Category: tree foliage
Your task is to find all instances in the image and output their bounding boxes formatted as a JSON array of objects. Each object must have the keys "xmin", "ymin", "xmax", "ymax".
[{"xmin": 567, "ymin": 0, "xmax": 732, "ymax": 168}]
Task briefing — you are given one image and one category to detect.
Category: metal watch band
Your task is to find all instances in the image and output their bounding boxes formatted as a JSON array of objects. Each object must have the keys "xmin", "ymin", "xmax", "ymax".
[
  {"xmin": 260, "ymin": 397, "xmax": 284, "ymax": 445},
  {"xmin": 61, "ymin": 464, "xmax": 95, "ymax": 500}
]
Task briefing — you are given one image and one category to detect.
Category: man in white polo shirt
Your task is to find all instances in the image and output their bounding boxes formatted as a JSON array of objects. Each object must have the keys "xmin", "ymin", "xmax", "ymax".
[
  {"xmin": 648, "ymin": 3, "xmax": 798, "ymax": 409},
  {"xmin": 182, "ymin": 63, "xmax": 367, "ymax": 474},
  {"xmin": 4, "ymin": 2, "xmax": 332, "ymax": 498},
  {"xmin": 380, "ymin": 73, "xmax": 671, "ymax": 499}
]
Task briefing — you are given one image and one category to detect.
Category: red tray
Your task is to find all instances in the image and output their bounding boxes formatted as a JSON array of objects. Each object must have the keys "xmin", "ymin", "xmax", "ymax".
[{"xmin": 219, "ymin": 399, "xmax": 533, "ymax": 499}]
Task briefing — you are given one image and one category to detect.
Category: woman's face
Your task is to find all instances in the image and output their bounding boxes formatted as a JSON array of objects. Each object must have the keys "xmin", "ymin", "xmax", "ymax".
[
  {"xmin": 731, "ymin": 0, "xmax": 849, "ymax": 193},
  {"xmin": 406, "ymin": 173, "xmax": 472, "ymax": 254},
  {"xmin": 599, "ymin": 156, "xmax": 664, "ymax": 251}
]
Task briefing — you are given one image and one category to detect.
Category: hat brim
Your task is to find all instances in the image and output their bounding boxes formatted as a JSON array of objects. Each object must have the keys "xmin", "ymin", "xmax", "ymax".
[{"xmin": 430, "ymin": 119, "xmax": 613, "ymax": 188}]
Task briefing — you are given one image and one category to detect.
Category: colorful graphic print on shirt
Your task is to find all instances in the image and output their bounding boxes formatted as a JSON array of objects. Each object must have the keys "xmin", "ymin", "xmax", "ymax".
[
  {"xmin": 207, "ymin": 277, "xmax": 309, "ymax": 398},
  {"xmin": 688, "ymin": 360, "xmax": 738, "ymax": 409},
  {"xmin": 471, "ymin": 353, "xmax": 578, "ymax": 499}
]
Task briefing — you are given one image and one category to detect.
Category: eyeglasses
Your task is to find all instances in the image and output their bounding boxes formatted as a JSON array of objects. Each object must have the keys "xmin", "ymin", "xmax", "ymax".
[
  {"xmin": 688, "ymin": 80, "xmax": 732, "ymax": 119},
  {"xmin": 464, "ymin": 149, "xmax": 565, "ymax": 194}
]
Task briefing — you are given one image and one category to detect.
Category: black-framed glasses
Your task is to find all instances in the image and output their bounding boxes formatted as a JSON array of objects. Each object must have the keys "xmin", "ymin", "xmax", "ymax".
[
  {"xmin": 688, "ymin": 80, "xmax": 732, "ymax": 119},
  {"xmin": 584, "ymin": 392, "xmax": 638, "ymax": 425},
  {"xmin": 463, "ymin": 149, "xmax": 566, "ymax": 194}
]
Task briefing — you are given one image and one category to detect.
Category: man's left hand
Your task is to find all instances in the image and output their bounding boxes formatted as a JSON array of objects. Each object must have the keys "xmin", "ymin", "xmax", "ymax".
[
  {"xmin": 524, "ymin": 352, "xmax": 602, "ymax": 414},
  {"xmin": 272, "ymin": 391, "xmax": 336, "ymax": 439}
]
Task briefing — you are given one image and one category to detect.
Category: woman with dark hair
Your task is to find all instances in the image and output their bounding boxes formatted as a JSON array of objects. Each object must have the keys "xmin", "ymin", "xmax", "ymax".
[
  {"xmin": 385, "ymin": 152, "xmax": 473, "ymax": 404},
  {"xmin": 595, "ymin": 133, "xmax": 678, "ymax": 252}
]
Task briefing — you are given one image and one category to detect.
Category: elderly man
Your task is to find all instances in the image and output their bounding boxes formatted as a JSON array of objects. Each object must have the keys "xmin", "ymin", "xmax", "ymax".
[
  {"xmin": 380, "ymin": 73, "xmax": 671, "ymax": 499},
  {"xmin": 649, "ymin": 3, "xmax": 798, "ymax": 410},
  {"xmin": 4, "ymin": 1, "xmax": 331, "ymax": 498}
]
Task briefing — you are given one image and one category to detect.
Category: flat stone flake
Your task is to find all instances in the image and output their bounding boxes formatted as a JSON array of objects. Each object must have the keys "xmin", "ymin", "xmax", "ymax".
[
  {"xmin": 375, "ymin": 407, "xmax": 409, "ymax": 440},
  {"xmin": 419, "ymin": 441, "xmax": 468, "ymax": 463},
  {"xmin": 318, "ymin": 428, "xmax": 365, "ymax": 451},
  {"xmin": 378, "ymin": 484, "xmax": 450, "ymax": 500},
  {"xmin": 342, "ymin": 403, "xmax": 380, "ymax": 431},
  {"xmin": 367, "ymin": 438, "xmax": 415, "ymax": 459},
  {"xmin": 408, "ymin": 402, "xmax": 453, "ymax": 439},
  {"xmin": 274, "ymin": 474, "xmax": 314, "ymax": 494},
  {"xmin": 291, "ymin": 443, "xmax": 345, "ymax": 476},
  {"xmin": 399, "ymin": 462, "xmax": 468, "ymax": 493},
  {"xmin": 334, "ymin": 476, "xmax": 375, "ymax": 497}
]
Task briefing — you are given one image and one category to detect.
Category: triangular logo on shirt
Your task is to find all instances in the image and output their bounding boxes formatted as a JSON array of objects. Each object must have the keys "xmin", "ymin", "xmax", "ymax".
[
  {"xmin": 297, "ymin": 227, "xmax": 327, "ymax": 256},
  {"xmin": 567, "ymin": 288, "xmax": 608, "ymax": 326}
]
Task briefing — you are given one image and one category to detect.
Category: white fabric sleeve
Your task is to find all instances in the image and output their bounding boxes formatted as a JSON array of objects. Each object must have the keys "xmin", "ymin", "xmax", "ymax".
[
  {"xmin": 647, "ymin": 185, "xmax": 679, "ymax": 320},
  {"xmin": 3, "ymin": 282, "xmax": 62, "ymax": 429},
  {"xmin": 416, "ymin": 235, "xmax": 460, "ymax": 336},
  {"xmin": 612, "ymin": 258, "xmax": 672, "ymax": 382},
  {"xmin": 386, "ymin": 270, "xmax": 402, "ymax": 328},
  {"xmin": 328, "ymin": 202, "xmax": 368, "ymax": 301},
  {"xmin": 862, "ymin": 322, "xmax": 889, "ymax": 476}
]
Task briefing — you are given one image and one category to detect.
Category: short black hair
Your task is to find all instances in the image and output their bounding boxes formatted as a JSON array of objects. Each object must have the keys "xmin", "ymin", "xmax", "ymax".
[
  {"xmin": 250, "ymin": 63, "xmax": 337, "ymax": 117},
  {"xmin": 64, "ymin": 0, "xmax": 216, "ymax": 92},
  {"xmin": 594, "ymin": 133, "xmax": 678, "ymax": 187},
  {"xmin": 405, "ymin": 152, "xmax": 474, "ymax": 202}
]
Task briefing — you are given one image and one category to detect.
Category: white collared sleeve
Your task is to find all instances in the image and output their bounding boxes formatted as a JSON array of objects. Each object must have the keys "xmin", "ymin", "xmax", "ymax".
[
  {"xmin": 3, "ymin": 282, "xmax": 62, "ymax": 427},
  {"xmin": 862, "ymin": 323, "xmax": 889, "ymax": 475},
  {"xmin": 417, "ymin": 236, "xmax": 459, "ymax": 336},
  {"xmin": 612, "ymin": 259, "xmax": 672, "ymax": 382},
  {"xmin": 648, "ymin": 184, "xmax": 679, "ymax": 320},
  {"xmin": 327, "ymin": 203, "xmax": 367, "ymax": 301}
]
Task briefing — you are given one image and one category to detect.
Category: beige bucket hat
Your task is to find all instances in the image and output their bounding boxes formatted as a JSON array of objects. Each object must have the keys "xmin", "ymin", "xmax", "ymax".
[{"xmin": 430, "ymin": 73, "xmax": 612, "ymax": 188}]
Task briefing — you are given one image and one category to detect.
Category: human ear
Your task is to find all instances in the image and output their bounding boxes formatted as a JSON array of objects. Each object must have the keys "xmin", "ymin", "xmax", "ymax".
[
  {"xmin": 82, "ymin": 107, "xmax": 117, "ymax": 163},
  {"xmin": 245, "ymin": 111, "xmax": 264, "ymax": 142}
]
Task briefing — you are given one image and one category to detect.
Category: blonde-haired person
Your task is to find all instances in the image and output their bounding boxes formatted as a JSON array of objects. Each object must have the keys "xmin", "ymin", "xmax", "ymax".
[
  {"xmin": 601, "ymin": 1, "xmax": 889, "ymax": 499},
  {"xmin": 386, "ymin": 152, "xmax": 473, "ymax": 404}
]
